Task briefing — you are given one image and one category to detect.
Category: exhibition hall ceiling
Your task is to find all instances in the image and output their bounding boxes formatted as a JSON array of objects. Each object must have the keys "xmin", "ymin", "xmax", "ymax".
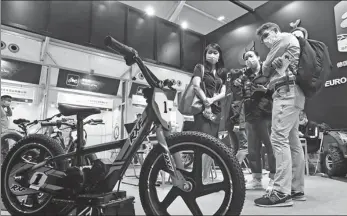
[{"xmin": 119, "ymin": 1, "xmax": 267, "ymax": 35}]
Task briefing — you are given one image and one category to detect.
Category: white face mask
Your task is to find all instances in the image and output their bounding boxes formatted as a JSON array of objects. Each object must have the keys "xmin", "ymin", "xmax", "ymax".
[
  {"xmin": 244, "ymin": 52, "xmax": 259, "ymax": 69},
  {"xmin": 262, "ymin": 31, "xmax": 278, "ymax": 48},
  {"xmin": 246, "ymin": 59, "xmax": 258, "ymax": 68},
  {"xmin": 206, "ymin": 49, "xmax": 220, "ymax": 65},
  {"xmin": 206, "ymin": 56, "xmax": 218, "ymax": 65}
]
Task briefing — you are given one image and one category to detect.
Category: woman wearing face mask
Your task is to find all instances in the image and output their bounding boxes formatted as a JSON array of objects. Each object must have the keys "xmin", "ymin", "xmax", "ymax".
[
  {"xmin": 191, "ymin": 43, "xmax": 227, "ymax": 183},
  {"xmin": 234, "ymin": 50, "xmax": 276, "ymax": 192}
]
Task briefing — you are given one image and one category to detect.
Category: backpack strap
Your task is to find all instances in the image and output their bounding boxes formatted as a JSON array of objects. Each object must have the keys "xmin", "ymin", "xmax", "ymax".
[
  {"xmin": 285, "ymin": 68, "xmax": 290, "ymax": 92},
  {"xmin": 201, "ymin": 65, "xmax": 207, "ymax": 93}
]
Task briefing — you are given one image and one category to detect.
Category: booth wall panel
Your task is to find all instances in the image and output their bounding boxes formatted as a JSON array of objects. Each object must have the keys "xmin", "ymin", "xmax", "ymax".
[
  {"xmin": 182, "ymin": 31, "xmax": 203, "ymax": 72},
  {"xmin": 156, "ymin": 20, "xmax": 181, "ymax": 68},
  {"xmin": 1, "ymin": 1, "xmax": 50, "ymax": 33},
  {"xmin": 90, "ymin": 1, "xmax": 126, "ymax": 50},
  {"xmin": 46, "ymin": 44, "xmax": 129, "ymax": 78},
  {"xmin": 1, "ymin": 1, "xmax": 206, "ymax": 73},
  {"xmin": 47, "ymin": 1, "xmax": 92, "ymax": 46},
  {"xmin": 1, "ymin": 31, "xmax": 42, "ymax": 63},
  {"xmin": 127, "ymin": 9, "xmax": 155, "ymax": 60}
]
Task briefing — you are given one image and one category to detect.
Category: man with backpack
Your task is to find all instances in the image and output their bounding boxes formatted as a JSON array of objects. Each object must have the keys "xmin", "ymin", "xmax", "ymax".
[
  {"xmin": 252, "ymin": 22, "xmax": 332, "ymax": 208},
  {"xmin": 252, "ymin": 22, "xmax": 306, "ymax": 207}
]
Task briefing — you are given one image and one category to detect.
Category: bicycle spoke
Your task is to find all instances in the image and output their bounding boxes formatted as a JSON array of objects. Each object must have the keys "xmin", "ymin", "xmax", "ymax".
[
  {"xmin": 182, "ymin": 196, "xmax": 203, "ymax": 215},
  {"xmin": 37, "ymin": 149, "xmax": 46, "ymax": 162},
  {"xmin": 192, "ymin": 149, "xmax": 202, "ymax": 181},
  {"xmin": 31, "ymin": 194, "xmax": 40, "ymax": 207},
  {"xmin": 197, "ymin": 181, "xmax": 229, "ymax": 197},
  {"xmin": 161, "ymin": 187, "xmax": 180, "ymax": 209}
]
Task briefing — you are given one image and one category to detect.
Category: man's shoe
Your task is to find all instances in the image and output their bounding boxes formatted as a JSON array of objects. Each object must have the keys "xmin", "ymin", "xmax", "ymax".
[
  {"xmin": 246, "ymin": 178, "xmax": 263, "ymax": 190},
  {"xmin": 266, "ymin": 179, "xmax": 274, "ymax": 193},
  {"xmin": 291, "ymin": 191, "xmax": 306, "ymax": 201},
  {"xmin": 254, "ymin": 190, "xmax": 293, "ymax": 207}
]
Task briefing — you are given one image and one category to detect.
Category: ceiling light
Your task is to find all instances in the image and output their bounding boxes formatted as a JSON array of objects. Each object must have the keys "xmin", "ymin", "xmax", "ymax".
[
  {"xmin": 145, "ymin": 6, "xmax": 155, "ymax": 16},
  {"xmin": 218, "ymin": 16, "xmax": 225, "ymax": 21},
  {"xmin": 181, "ymin": 21, "xmax": 188, "ymax": 29}
]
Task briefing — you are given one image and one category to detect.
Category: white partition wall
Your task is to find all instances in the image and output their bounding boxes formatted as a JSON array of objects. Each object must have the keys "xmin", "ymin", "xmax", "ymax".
[
  {"xmin": 1, "ymin": 26, "xmax": 192, "ymax": 159},
  {"xmin": 1, "ymin": 30, "xmax": 43, "ymax": 63}
]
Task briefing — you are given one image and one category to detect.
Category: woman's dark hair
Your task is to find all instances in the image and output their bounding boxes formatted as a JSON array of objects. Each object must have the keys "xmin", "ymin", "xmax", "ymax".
[
  {"xmin": 203, "ymin": 43, "xmax": 225, "ymax": 71},
  {"xmin": 242, "ymin": 50, "xmax": 259, "ymax": 60}
]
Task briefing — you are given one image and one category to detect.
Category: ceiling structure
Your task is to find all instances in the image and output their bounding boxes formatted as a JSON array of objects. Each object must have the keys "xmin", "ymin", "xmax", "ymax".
[{"xmin": 119, "ymin": 1, "xmax": 268, "ymax": 35}]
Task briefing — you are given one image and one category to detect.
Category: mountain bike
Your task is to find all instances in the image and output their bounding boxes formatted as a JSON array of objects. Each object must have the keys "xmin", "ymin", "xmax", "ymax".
[{"xmin": 1, "ymin": 36, "xmax": 245, "ymax": 216}]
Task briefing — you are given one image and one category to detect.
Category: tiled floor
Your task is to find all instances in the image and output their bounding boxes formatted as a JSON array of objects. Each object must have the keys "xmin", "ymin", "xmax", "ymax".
[{"xmin": 2, "ymin": 168, "xmax": 347, "ymax": 215}]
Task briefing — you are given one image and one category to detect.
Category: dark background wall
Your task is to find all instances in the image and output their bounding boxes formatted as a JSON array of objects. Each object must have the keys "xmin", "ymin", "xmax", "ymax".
[
  {"xmin": 206, "ymin": 1, "xmax": 347, "ymax": 128},
  {"xmin": 1, "ymin": 1, "xmax": 204, "ymax": 73}
]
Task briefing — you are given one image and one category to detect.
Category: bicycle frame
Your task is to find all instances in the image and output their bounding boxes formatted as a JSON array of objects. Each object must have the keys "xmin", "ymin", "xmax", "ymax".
[{"xmin": 18, "ymin": 87, "xmax": 185, "ymax": 194}]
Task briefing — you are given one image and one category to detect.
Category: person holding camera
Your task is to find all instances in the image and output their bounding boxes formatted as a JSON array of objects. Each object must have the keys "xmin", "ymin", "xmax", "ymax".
[{"xmin": 234, "ymin": 50, "xmax": 276, "ymax": 192}]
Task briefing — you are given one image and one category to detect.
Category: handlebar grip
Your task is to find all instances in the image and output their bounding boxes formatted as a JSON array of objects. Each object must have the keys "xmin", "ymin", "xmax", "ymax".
[{"xmin": 104, "ymin": 36, "xmax": 135, "ymax": 57}]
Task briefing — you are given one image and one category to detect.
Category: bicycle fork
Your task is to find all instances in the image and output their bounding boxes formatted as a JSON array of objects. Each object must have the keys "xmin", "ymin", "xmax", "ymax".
[{"xmin": 155, "ymin": 125, "xmax": 189, "ymax": 191}]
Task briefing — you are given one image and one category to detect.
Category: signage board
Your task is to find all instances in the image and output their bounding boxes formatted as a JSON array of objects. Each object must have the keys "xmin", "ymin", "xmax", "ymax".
[
  {"xmin": 1, "ymin": 59, "xmax": 41, "ymax": 84},
  {"xmin": 335, "ymin": 1, "xmax": 347, "ymax": 52},
  {"xmin": 57, "ymin": 69, "xmax": 120, "ymax": 96},
  {"xmin": 325, "ymin": 76, "xmax": 347, "ymax": 88}
]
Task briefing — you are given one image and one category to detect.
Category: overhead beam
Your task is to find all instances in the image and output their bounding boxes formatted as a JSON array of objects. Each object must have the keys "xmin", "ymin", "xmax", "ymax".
[
  {"xmin": 167, "ymin": 1, "xmax": 186, "ymax": 22},
  {"xmin": 184, "ymin": 3, "xmax": 227, "ymax": 24},
  {"xmin": 229, "ymin": 0, "xmax": 255, "ymax": 13}
]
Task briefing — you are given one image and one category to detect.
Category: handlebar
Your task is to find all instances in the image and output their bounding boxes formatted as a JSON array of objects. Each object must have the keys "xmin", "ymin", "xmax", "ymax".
[
  {"xmin": 14, "ymin": 113, "xmax": 62, "ymax": 130},
  {"xmin": 41, "ymin": 119, "xmax": 104, "ymax": 128},
  {"xmin": 105, "ymin": 36, "xmax": 173, "ymax": 90}
]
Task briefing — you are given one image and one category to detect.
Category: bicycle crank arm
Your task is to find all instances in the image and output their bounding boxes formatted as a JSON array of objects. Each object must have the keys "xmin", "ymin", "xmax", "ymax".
[{"xmin": 155, "ymin": 125, "xmax": 186, "ymax": 190}]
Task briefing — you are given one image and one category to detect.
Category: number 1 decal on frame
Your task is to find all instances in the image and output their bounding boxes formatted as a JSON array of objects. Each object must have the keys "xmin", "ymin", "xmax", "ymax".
[{"xmin": 163, "ymin": 101, "xmax": 168, "ymax": 113}]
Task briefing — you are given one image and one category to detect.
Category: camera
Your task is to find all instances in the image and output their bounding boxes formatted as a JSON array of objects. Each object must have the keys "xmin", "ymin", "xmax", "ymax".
[{"xmin": 237, "ymin": 74, "xmax": 253, "ymax": 98}]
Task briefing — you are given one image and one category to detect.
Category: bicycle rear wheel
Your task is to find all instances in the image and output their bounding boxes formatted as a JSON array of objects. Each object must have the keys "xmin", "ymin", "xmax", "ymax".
[
  {"xmin": 1, "ymin": 134, "xmax": 72, "ymax": 216},
  {"xmin": 139, "ymin": 131, "xmax": 245, "ymax": 215}
]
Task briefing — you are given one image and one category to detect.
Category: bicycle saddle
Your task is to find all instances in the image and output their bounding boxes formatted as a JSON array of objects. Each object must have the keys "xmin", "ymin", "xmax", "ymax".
[
  {"xmin": 58, "ymin": 103, "xmax": 101, "ymax": 117},
  {"xmin": 13, "ymin": 119, "xmax": 30, "ymax": 125}
]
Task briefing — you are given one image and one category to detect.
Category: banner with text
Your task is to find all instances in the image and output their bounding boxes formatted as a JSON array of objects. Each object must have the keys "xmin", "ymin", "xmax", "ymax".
[
  {"xmin": 57, "ymin": 92, "xmax": 114, "ymax": 111},
  {"xmin": 1, "ymin": 85, "xmax": 35, "ymax": 103},
  {"xmin": 57, "ymin": 69, "xmax": 120, "ymax": 96}
]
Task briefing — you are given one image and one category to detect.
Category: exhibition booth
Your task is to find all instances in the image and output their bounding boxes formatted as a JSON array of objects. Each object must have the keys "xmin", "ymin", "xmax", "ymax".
[{"xmin": 1, "ymin": 1, "xmax": 347, "ymax": 215}]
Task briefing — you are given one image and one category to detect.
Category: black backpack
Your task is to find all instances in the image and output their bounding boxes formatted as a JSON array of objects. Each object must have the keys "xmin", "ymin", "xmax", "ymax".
[{"xmin": 296, "ymin": 37, "xmax": 333, "ymax": 98}]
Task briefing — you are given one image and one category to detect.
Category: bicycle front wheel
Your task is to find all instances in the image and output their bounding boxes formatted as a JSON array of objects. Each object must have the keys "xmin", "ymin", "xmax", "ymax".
[{"xmin": 139, "ymin": 131, "xmax": 245, "ymax": 216}]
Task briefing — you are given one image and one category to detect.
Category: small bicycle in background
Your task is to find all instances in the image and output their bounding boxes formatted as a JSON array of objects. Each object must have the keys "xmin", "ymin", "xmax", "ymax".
[
  {"xmin": 1, "ymin": 114, "xmax": 61, "ymax": 164},
  {"xmin": 41, "ymin": 118, "xmax": 104, "ymax": 165}
]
